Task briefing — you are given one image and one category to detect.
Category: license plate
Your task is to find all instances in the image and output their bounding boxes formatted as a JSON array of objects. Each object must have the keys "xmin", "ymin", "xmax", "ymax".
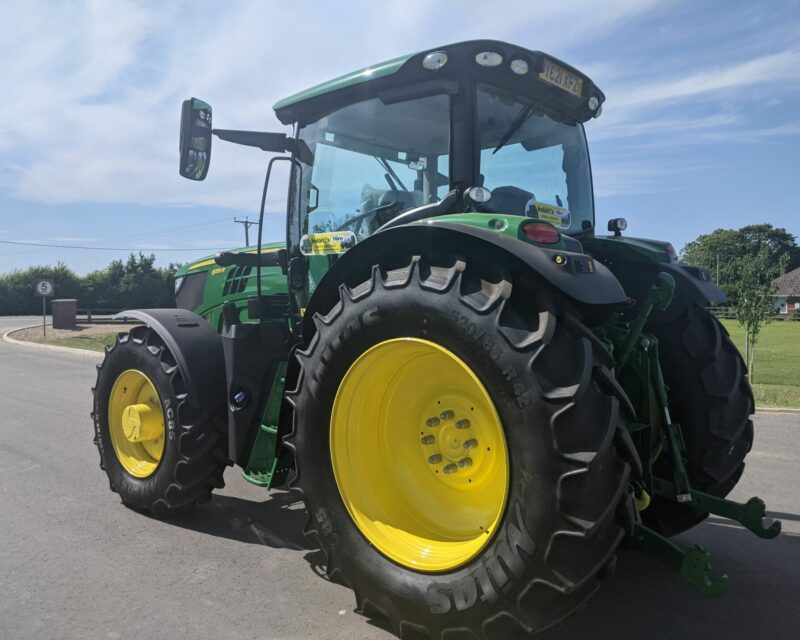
[{"xmin": 539, "ymin": 58, "xmax": 583, "ymax": 97}]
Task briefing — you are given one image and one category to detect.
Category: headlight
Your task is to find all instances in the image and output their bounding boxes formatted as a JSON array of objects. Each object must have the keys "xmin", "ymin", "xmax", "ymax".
[
  {"xmin": 510, "ymin": 59, "xmax": 529, "ymax": 75},
  {"xmin": 422, "ymin": 51, "xmax": 448, "ymax": 70},
  {"xmin": 475, "ymin": 51, "xmax": 503, "ymax": 67}
]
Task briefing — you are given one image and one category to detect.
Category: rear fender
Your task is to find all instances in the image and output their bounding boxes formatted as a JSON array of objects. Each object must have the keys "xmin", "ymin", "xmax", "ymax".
[
  {"xmin": 582, "ymin": 235, "xmax": 726, "ymax": 322},
  {"xmin": 302, "ymin": 223, "xmax": 627, "ymax": 338}
]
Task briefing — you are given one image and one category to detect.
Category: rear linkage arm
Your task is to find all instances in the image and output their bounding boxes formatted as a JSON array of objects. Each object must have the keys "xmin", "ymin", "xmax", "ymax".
[
  {"xmin": 606, "ymin": 271, "xmax": 781, "ymax": 597},
  {"xmin": 652, "ymin": 477, "xmax": 781, "ymax": 540},
  {"xmin": 636, "ymin": 431, "xmax": 780, "ymax": 597}
]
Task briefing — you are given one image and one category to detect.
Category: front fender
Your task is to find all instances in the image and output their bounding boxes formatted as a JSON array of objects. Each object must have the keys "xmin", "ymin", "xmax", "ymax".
[
  {"xmin": 115, "ymin": 309, "xmax": 225, "ymax": 408},
  {"xmin": 303, "ymin": 223, "xmax": 627, "ymax": 337}
]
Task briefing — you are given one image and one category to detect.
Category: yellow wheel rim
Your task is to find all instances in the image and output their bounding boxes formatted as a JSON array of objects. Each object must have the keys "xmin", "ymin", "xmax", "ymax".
[
  {"xmin": 330, "ymin": 338, "xmax": 509, "ymax": 572},
  {"xmin": 108, "ymin": 369, "xmax": 166, "ymax": 478}
]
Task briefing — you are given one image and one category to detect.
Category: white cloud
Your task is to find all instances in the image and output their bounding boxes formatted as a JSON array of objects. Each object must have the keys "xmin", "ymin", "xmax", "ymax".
[
  {"xmin": 594, "ymin": 48, "xmax": 800, "ymax": 139},
  {"xmin": 622, "ymin": 50, "xmax": 800, "ymax": 108},
  {"xmin": 0, "ymin": 0, "xmax": 666, "ymax": 211},
  {"xmin": 0, "ymin": 0, "xmax": 797, "ymax": 218},
  {"xmin": 589, "ymin": 112, "xmax": 741, "ymax": 140},
  {"xmin": 698, "ymin": 122, "xmax": 800, "ymax": 142},
  {"xmin": 592, "ymin": 161, "xmax": 721, "ymax": 197},
  {"xmin": 592, "ymin": 164, "xmax": 677, "ymax": 197}
]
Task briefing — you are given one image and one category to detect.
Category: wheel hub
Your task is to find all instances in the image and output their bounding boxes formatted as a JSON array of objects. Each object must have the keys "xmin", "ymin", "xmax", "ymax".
[
  {"xmin": 108, "ymin": 369, "xmax": 166, "ymax": 478},
  {"xmin": 330, "ymin": 338, "xmax": 509, "ymax": 572},
  {"xmin": 419, "ymin": 400, "xmax": 495, "ymax": 489},
  {"xmin": 121, "ymin": 403, "xmax": 162, "ymax": 443}
]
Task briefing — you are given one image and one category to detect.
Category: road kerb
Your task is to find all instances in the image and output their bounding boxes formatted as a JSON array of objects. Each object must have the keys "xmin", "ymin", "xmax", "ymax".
[
  {"xmin": 2, "ymin": 325, "xmax": 103, "ymax": 359},
  {"xmin": 755, "ymin": 406, "xmax": 800, "ymax": 415}
]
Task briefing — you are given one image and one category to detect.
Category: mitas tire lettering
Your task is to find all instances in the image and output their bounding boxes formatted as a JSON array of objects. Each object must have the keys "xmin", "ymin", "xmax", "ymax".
[{"xmin": 426, "ymin": 503, "xmax": 536, "ymax": 614}]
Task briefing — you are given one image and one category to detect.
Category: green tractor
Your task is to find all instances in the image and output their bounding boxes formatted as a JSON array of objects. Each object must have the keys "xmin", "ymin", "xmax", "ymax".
[{"xmin": 92, "ymin": 41, "xmax": 780, "ymax": 637}]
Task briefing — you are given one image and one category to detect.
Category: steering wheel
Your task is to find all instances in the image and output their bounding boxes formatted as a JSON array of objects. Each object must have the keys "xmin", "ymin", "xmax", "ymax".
[{"xmin": 338, "ymin": 201, "xmax": 398, "ymax": 237}]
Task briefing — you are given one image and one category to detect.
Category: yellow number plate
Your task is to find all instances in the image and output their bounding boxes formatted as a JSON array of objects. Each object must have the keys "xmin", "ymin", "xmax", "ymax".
[{"xmin": 539, "ymin": 58, "xmax": 583, "ymax": 97}]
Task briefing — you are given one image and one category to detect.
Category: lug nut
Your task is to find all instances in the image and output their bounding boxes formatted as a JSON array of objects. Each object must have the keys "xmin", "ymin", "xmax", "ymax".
[
  {"xmin": 443, "ymin": 463, "xmax": 457, "ymax": 474},
  {"xmin": 233, "ymin": 390, "xmax": 248, "ymax": 408},
  {"xmin": 457, "ymin": 457, "xmax": 473, "ymax": 468},
  {"xmin": 439, "ymin": 410, "xmax": 455, "ymax": 421},
  {"xmin": 425, "ymin": 417, "xmax": 440, "ymax": 427},
  {"xmin": 455, "ymin": 419, "xmax": 470, "ymax": 429},
  {"xmin": 420, "ymin": 435, "xmax": 435, "ymax": 445},
  {"xmin": 463, "ymin": 439, "xmax": 478, "ymax": 450},
  {"xmin": 427, "ymin": 454, "xmax": 442, "ymax": 464}
]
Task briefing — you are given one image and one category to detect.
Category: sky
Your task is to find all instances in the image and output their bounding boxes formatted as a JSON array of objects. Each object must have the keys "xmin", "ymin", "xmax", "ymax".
[{"xmin": 0, "ymin": 0, "xmax": 799, "ymax": 274}]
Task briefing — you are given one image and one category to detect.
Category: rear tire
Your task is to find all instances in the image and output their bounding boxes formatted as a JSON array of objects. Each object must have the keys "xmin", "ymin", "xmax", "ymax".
[
  {"xmin": 92, "ymin": 326, "xmax": 229, "ymax": 517},
  {"xmin": 644, "ymin": 304, "xmax": 754, "ymax": 536},
  {"xmin": 287, "ymin": 255, "xmax": 638, "ymax": 638}
]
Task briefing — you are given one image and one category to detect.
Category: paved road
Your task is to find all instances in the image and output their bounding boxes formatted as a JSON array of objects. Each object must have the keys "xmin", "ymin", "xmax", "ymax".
[{"xmin": 1, "ymin": 316, "xmax": 798, "ymax": 639}]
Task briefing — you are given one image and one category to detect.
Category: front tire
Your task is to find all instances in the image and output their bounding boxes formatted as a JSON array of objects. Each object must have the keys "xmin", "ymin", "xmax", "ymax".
[
  {"xmin": 287, "ymin": 255, "xmax": 638, "ymax": 638},
  {"xmin": 92, "ymin": 326, "xmax": 229, "ymax": 517}
]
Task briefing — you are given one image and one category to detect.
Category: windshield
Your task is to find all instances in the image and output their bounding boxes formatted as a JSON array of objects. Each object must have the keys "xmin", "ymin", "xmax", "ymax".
[
  {"xmin": 476, "ymin": 83, "xmax": 593, "ymax": 234},
  {"xmin": 296, "ymin": 93, "xmax": 450, "ymax": 240}
]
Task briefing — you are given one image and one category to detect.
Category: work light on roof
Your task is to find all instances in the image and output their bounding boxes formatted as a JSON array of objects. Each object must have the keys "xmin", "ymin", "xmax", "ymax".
[
  {"xmin": 475, "ymin": 51, "xmax": 503, "ymax": 67},
  {"xmin": 588, "ymin": 96, "xmax": 600, "ymax": 111},
  {"xmin": 510, "ymin": 59, "xmax": 529, "ymax": 75},
  {"xmin": 422, "ymin": 51, "xmax": 448, "ymax": 70}
]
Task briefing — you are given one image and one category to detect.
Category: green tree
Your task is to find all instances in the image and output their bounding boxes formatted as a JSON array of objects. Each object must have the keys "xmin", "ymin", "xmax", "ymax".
[
  {"xmin": 734, "ymin": 248, "xmax": 788, "ymax": 382},
  {"xmin": 681, "ymin": 224, "xmax": 799, "ymax": 302},
  {"xmin": 0, "ymin": 254, "xmax": 179, "ymax": 315},
  {"xmin": 0, "ymin": 263, "xmax": 82, "ymax": 315}
]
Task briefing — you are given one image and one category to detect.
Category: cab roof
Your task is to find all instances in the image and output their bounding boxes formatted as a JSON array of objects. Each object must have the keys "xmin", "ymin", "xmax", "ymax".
[{"xmin": 273, "ymin": 40, "xmax": 603, "ymax": 127}]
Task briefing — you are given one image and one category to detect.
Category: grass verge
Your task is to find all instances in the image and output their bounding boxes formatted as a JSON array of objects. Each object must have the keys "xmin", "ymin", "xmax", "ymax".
[
  {"xmin": 719, "ymin": 319, "xmax": 799, "ymax": 408},
  {"xmin": 752, "ymin": 384, "xmax": 800, "ymax": 409},
  {"xmin": 45, "ymin": 333, "xmax": 118, "ymax": 352}
]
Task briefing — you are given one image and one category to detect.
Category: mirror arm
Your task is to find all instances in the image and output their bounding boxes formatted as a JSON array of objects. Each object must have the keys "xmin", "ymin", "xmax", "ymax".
[
  {"xmin": 212, "ymin": 129, "xmax": 287, "ymax": 151},
  {"xmin": 211, "ymin": 129, "xmax": 314, "ymax": 165}
]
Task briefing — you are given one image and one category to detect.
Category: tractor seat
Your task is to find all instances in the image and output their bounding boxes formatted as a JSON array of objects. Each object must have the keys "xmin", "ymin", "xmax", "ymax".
[{"xmin": 488, "ymin": 185, "xmax": 533, "ymax": 216}]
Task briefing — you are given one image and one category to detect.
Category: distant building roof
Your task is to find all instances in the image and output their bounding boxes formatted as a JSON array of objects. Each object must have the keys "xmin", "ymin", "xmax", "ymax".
[{"xmin": 773, "ymin": 266, "xmax": 800, "ymax": 297}]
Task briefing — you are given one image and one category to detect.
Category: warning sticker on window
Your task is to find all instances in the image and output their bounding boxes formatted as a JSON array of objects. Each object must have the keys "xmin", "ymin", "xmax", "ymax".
[
  {"xmin": 300, "ymin": 231, "xmax": 357, "ymax": 256},
  {"xmin": 525, "ymin": 201, "xmax": 571, "ymax": 229}
]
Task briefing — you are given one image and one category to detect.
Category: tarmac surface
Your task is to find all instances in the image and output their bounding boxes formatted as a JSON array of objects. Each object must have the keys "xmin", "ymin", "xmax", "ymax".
[{"xmin": 1, "ymin": 315, "xmax": 798, "ymax": 639}]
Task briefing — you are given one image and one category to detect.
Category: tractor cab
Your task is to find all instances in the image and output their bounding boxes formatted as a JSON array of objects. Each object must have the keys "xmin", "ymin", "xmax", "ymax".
[{"xmin": 276, "ymin": 42, "xmax": 600, "ymax": 246}]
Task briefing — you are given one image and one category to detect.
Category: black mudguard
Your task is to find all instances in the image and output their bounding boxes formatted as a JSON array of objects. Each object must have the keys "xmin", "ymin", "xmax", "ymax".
[
  {"xmin": 303, "ymin": 223, "xmax": 627, "ymax": 337},
  {"xmin": 585, "ymin": 248, "xmax": 726, "ymax": 323},
  {"xmin": 114, "ymin": 309, "xmax": 226, "ymax": 408}
]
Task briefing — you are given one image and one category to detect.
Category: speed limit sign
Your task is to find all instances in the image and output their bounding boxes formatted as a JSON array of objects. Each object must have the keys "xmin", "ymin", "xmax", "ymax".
[
  {"xmin": 34, "ymin": 279, "xmax": 54, "ymax": 297},
  {"xmin": 32, "ymin": 279, "xmax": 55, "ymax": 338}
]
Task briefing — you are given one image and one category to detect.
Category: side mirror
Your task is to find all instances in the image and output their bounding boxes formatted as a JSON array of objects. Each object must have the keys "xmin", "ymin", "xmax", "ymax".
[{"xmin": 179, "ymin": 98, "xmax": 213, "ymax": 180}]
